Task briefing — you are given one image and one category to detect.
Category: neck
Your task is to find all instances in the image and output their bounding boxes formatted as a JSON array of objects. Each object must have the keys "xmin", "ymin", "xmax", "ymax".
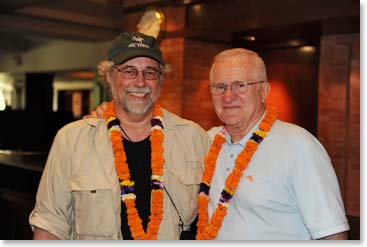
[
  {"xmin": 226, "ymin": 107, "xmax": 266, "ymax": 143},
  {"xmin": 114, "ymin": 103, "xmax": 154, "ymax": 142}
]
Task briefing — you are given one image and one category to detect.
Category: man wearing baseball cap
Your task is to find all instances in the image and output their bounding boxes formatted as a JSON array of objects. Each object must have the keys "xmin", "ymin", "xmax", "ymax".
[{"xmin": 29, "ymin": 32, "xmax": 211, "ymax": 240}]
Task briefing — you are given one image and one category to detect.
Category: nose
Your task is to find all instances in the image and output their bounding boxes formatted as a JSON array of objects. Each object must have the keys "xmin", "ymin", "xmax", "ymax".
[
  {"xmin": 222, "ymin": 85, "xmax": 236, "ymax": 102},
  {"xmin": 134, "ymin": 71, "xmax": 146, "ymax": 87}
]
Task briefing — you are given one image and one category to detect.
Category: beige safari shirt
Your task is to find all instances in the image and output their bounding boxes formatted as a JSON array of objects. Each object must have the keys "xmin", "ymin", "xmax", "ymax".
[{"xmin": 29, "ymin": 109, "xmax": 211, "ymax": 240}]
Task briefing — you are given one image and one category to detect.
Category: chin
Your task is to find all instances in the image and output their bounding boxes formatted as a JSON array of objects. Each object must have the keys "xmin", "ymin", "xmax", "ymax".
[
  {"xmin": 219, "ymin": 117, "xmax": 239, "ymax": 127},
  {"xmin": 219, "ymin": 112, "xmax": 239, "ymax": 123},
  {"xmin": 223, "ymin": 121, "xmax": 240, "ymax": 127},
  {"xmin": 124, "ymin": 101, "xmax": 153, "ymax": 115}
]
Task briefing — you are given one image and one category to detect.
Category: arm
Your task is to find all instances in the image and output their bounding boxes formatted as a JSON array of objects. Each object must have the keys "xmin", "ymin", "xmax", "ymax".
[
  {"xmin": 33, "ymin": 226, "xmax": 59, "ymax": 240},
  {"xmin": 29, "ymin": 130, "xmax": 73, "ymax": 239},
  {"xmin": 289, "ymin": 132, "xmax": 350, "ymax": 239},
  {"xmin": 318, "ymin": 231, "xmax": 348, "ymax": 240}
]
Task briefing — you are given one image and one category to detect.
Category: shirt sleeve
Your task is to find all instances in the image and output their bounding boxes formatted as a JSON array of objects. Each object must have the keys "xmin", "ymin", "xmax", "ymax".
[
  {"xmin": 289, "ymin": 134, "xmax": 350, "ymax": 239},
  {"xmin": 29, "ymin": 129, "xmax": 72, "ymax": 239}
]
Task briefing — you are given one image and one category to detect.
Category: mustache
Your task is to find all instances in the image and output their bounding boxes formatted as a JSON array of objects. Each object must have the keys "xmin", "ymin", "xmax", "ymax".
[{"xmin": 124, "ymin": 87, "xmax": 151, "ymax": 94}]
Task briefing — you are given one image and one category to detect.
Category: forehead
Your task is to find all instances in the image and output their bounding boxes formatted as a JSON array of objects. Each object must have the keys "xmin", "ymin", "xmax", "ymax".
[
  {"xmin": 120, "ymin": 56, "xmax": 159, "ymax": 68},
  {"xmin": 212, "ymin": 60, "xmax": 253, "ymax": 82}
]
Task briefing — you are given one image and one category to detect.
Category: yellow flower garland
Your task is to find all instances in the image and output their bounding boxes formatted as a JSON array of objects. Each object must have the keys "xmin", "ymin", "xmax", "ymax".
[
  {"xmin": 103, "ymin": 101, "xmax": 165, "ymax": 240},
  {"xmin": 196, "ymin": 105, "xmax": 278, "ymax": 240}
]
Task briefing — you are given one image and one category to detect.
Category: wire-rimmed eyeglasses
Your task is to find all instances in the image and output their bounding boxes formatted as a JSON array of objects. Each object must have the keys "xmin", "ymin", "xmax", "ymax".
[
  {"xmin": 210, "ymin": 80, "xmax": 265, "ymax": 95},
  {"xmin": 114, "ymin": 65, "xmax": 162, "ymax": 80}
]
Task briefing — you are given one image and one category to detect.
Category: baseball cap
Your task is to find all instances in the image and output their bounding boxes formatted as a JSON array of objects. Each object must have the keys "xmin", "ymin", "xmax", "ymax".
[{"xmin": 108, "ymin": 32, "xmax": 163, "ymax": 65}]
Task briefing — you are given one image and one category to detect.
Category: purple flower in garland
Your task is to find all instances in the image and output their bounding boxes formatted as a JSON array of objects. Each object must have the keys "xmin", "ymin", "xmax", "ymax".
[
  {"xmin": 107, "ymin": 118, "xmax": 120, "ymax": 130},
  {"xmin": 151, "ymin": 118, "xmax": 163, "ymax": 129},
  {"xmin": 219, "ymin": 189, "xmax": 233, "ymax": 203},
  {"xmin": 151, "ymin": 179, "xmax": 164, "ymax": 190},
  {"xmin": 199, "ymin": 182, "xmax": 210, "ymax": 195},
  {"xmin": 251, "ymin": 133, "xmax": 263, "ymax": 144},
  {"xmin": 121, "ymin": 186, "xmax": 134, "ymax": 195}
]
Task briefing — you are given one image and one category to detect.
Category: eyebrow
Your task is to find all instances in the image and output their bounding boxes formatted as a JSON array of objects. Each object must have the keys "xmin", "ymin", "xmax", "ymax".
[
  {"xmin": 120, "ymin": 65, "xmax": 137, "ymax": 70},
  {"xmin": 215, "ymin": 80, "xmax": 244, "ymax": 85},
  {"xmin": 121, "ymin": 65, "xmax": 159, "ymax": 71}
]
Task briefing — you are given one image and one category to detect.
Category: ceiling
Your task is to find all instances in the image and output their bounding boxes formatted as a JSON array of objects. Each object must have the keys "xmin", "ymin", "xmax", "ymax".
[
  {"xmin": 0, "ymin": 0, "xmax": 359, "ymax": 56},
  {"xmin": 0, "ymin": 0, "xmax": 205, "ymax": 54}
]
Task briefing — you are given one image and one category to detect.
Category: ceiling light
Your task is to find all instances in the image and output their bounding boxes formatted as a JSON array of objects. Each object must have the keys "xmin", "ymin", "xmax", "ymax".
[
  {"xmin": 289, "ymin": 40, "xmax": 302, "ymax": 46},
  {"xmin": 300, "ymin": 46, "xmax": 315, "ymax": 52},
  {"xmin": 243, "ymin": 35, "xmax": 256, "ymax": 41}
]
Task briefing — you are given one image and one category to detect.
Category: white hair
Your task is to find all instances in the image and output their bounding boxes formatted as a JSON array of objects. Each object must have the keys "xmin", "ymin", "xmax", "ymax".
[{"xmin": 210, "ymin": 48, "xmax": 268, "ymax": 83}]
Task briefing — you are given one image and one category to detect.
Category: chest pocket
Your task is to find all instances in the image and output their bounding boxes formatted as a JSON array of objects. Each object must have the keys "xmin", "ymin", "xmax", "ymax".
[
  {"xmin": 169, "ymin": 159, "xmax": 202, "ymax": 185},
  {"xmin": 166, "ymin": 156, "xmax": 203, "ymax": 224},
  {"xmin": 70, "ymin": 176, "xmax": 115, "ymax": 237}
]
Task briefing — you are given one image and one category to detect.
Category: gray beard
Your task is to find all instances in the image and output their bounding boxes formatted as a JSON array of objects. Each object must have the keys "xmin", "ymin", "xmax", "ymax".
[
  {"xmin": 121, "ymin": 97, "xmax": 153, "ymax": 115},
  {"xmin": 121, "ymin": 86, "xmax": 153, "ymax": 115}
]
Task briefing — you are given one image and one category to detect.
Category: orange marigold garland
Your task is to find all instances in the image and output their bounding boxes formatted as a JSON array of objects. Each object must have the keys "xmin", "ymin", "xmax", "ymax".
[
  {"xmin": 103, "ymin": 100, "xmax": 165, "ymax": 240},
  {"xmin": 196, "ymin": 105, "xmax": 278, "ymax": 240}
]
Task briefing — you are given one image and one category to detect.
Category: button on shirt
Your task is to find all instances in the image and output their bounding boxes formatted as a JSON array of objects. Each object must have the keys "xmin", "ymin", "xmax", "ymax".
[{"xmin": 206, "ymin": 115, "xmax": 349, "ymax": 240}]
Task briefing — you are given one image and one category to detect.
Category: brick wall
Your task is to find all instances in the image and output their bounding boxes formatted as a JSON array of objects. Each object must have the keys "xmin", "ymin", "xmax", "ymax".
[
  {"xmin": 151, "ymin": 6, "xmax": 186, "ymax": 116},
  {"xmin": 182, "ymin": 40, "xmax": 229, "ymax": 130},
  {"xmin": 347, "ymin": 34, "xmax": 360, "ymax": 217},
  {"xmin": 158, "ymin": 37, "xmax": 185, "ymax": 115},
  {"xmin": 157, "ymin": 38, "xmax": 228, "ymax": 130},
  {"xmin": 318, "ymin": 34, "xmax": 360, "ymax": 217}
]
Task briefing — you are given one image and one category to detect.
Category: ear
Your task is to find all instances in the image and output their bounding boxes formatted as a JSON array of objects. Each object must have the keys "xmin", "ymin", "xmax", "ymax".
[
  {"xmin": 104, "ymin": 71, "xmax": 112, "ymax": 86},
  {"xmin": 261, "ymin": 82, "xmax": 270, "ymax": 103}
]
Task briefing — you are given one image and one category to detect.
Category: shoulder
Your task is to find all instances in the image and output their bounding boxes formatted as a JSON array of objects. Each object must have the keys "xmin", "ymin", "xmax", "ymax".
[
  {"xmin": 270, "ymin": 120, "xmax": 316, "ymax": 143},
  {"xmin": 162, "ymin": 108, "xmax": 211, "ymax": 152},
  {"xmin": 56, "ymin": 118, "xmax": 107, "ymax": 141},
  {"xmin": 206, "ymin": 126, "xmax": 224, "ymax": 141},
  {"xmin": 268, "ymin": 119, "xmax": 329, "ymax": 160},
  {"xmin": 48, "ymin": 118, "xmax": 110, "ymax": 164}
]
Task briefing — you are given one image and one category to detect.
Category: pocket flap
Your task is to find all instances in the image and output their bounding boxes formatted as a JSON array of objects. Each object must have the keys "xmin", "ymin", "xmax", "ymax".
[
  {"xmin": 168, "ymin": 160, "xmax": 203, "ymax": 185},
  {"xmin": 69, "ymin": 176, "xmax": 111, "ymax": 191}
]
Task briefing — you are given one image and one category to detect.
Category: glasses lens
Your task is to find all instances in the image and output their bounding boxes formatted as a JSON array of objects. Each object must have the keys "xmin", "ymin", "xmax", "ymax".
[
  {"xmin": 122, "ymin": 68, "xmax": 138, "ymax": 79},
  {"xmin": 233, "ymin": 82, "xmax": 248, "ymax": 94},
  {"xmin": 143, "ymin": 69, "xmax": 160, "ymax": 80},
  {"xmin": 210, "ymin": 84, "xmax": 225, "ymax": 95},
  {"xmin": 118, "ymin": 67, "xmax": 161, "ymax": 80}
]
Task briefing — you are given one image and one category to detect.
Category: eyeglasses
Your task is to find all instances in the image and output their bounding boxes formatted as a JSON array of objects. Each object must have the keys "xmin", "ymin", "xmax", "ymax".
[
  {"xmin": 210, "ymin": 80, "xmax": 265, "ymax": 95},
  {"xmin": 114, "ymin": 65, "xmax": 162, "ymax": 80}
]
